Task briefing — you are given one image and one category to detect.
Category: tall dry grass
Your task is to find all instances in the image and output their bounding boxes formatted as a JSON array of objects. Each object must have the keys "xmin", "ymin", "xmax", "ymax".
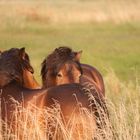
[
  {"xmin": 0, "ymin": 72, "xmax": 139, "ymax": 140},
  {"xmin": 105, "ymin": 70, "xmax": 140, "ymax": 140},
  {"xmin": 0, "ymin": 0, "xmax": 140, "ymax": 27},
  {"xmin": 0, "ymin": 99, "xmax": 106, "ymax": 140}
]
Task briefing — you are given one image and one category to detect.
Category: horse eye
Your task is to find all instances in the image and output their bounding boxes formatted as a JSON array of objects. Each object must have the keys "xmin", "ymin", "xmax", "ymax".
[{"xmin": 57, "ymin": 73, "xmax": 62, "ymax": 78}]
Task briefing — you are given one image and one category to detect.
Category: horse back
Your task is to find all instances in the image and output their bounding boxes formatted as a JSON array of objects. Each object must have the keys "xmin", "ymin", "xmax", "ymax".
[{"xmin": 81, "ymin": 63, "xmax": 105, "ymax": 96}]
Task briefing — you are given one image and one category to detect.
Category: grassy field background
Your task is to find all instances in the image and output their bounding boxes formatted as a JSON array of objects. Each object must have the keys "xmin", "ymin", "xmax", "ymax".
[
  {"xmin": 0, "ymin": 1, "xmax": 140, "ymax": 139},
  {"xmin": 0, "ymin": 0, "xmax": 140, "ymax": 83}
]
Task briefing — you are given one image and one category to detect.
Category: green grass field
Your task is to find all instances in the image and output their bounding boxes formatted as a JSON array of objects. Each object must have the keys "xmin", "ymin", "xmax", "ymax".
[
  {"xmin": 0, "ymin": 1, "xmax": 140, "ymax": 139},
  {"xmin": 1, "ymin": 22, "xmax": 140, "ymax": 83}
]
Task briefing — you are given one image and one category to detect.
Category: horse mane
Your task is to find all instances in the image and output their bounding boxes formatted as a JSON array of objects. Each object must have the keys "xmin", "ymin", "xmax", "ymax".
[
  {"xmin": 0, "ymin": 48, "xmax": 33, "ymax": 86},
  {"xmin": 41, "ymin": 46, "xmax": 82, "ymax": 81}
]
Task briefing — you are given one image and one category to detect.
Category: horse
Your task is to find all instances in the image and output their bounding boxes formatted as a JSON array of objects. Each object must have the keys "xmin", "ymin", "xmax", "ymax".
[
  {"xmin": 40, "ymin": 47, "xmax": 108, "ymax": 128},
  {"xmin": 0, "ymin": 48, "xmax": 43, "ymax": 122},
  {"xmin": 41, "ymin": 47, "xmax": 83, "ymax": 88}
]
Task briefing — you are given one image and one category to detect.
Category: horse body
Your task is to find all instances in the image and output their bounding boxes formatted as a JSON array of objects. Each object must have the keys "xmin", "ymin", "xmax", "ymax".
[
  {"xmin": 30, "ymin": 82, "xmax": 107, "ymax": 136},
  {"xmin": 37, "ymin": 84, "xmax": 105, "ymax": 117},
  {"xmin": 1, "ymin": 81, "xmax": 43, "ymax": 121}
]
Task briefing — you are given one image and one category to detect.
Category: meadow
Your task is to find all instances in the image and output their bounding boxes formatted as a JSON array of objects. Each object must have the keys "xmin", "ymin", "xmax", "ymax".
[{"xmin": 0, "ymin": 0, "xmax": 140, "ymax": 139}]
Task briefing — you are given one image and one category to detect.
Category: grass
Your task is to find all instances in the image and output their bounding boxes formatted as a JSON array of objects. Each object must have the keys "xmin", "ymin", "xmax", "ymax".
[
  {"xmin": 0, "ymin": 72, "xmax": 140, "ymax": 140},
  {"xmin": 0, "ymin": 22, "xmax": 140, "ymax": 83}
]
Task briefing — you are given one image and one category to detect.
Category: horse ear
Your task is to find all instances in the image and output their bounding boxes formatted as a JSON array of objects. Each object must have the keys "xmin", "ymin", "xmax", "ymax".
[
  {"xmin": 19, "ymin": 47, "xmax": 26, "ymax": 59},
  {"xmin": 19, "ymin": 47, "xmax": 34, "ymax": 73},
  {"xmin": 74, "ymin": 50, "xmax": 82, "ymax": 61}
]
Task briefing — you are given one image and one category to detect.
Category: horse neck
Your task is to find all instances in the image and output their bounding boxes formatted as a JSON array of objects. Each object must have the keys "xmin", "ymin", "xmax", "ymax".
[
  {"xmin": 1, "ymin": 80, "xmax": 43, "ymax": 107},
  {"xmin": 23, "ymin": 70, "xmax": 41, "ymax": 89}
]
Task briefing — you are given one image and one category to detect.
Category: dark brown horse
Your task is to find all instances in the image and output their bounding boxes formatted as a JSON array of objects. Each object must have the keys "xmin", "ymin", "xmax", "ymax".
[
  {"xmin": 41, "ymin": 47, "xmax": 83, "ymax": 88},
  {"xmin": 0, "ymin": 48, "xmax": 43, "ymax": 122},
  {"xmin": 40, "ymin": 47, "xmax": 108, "ymax": 127}
]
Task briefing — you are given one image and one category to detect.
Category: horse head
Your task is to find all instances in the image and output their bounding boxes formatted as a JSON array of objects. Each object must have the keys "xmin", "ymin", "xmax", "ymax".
[
  {"xmin": 41, "ymin": 46, "xmax": 83, "ymax": 88},
  {"xmin": 0, "ymin": 48, "xmax": 34, "ymax": 88}
]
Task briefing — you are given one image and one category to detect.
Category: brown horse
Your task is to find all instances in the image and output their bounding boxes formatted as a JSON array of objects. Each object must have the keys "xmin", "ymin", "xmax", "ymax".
[
  {"xmin": 0, "ymin": 48, "xmax": 43, "ymax": 122},
  {"xmin": 40, "ymin": 47, "xmax": 108, "ymax": 127},
  {"xmin": 41, "ymin": 47, "xmax": 83, "ymax": 88}
]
